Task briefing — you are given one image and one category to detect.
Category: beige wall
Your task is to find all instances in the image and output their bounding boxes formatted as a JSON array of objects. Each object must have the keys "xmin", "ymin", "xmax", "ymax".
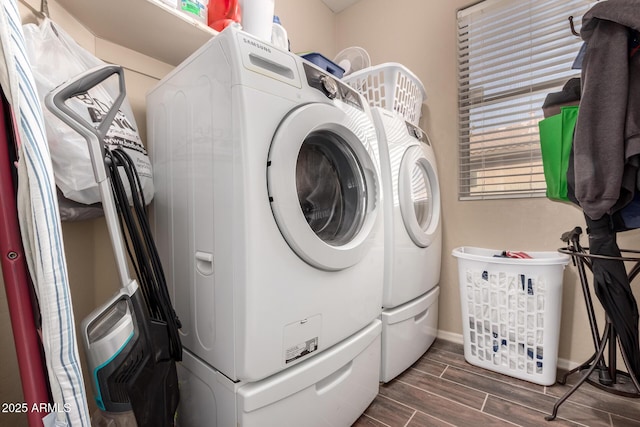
[
  {"xmin": 275, "ymin": 0, "xmax": 336, "ymax": 55},
  {"xmin": 2, "ymin": 1, "xmax": 638, "ymax": 425}
]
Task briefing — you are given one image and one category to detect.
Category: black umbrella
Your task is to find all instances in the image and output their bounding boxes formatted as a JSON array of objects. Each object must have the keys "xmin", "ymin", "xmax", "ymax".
[{"xmin": 585, "ymin": 213, "xmax": 640, "ymax": 380}]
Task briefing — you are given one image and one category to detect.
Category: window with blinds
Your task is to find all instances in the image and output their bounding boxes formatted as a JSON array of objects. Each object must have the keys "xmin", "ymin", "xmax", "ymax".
[{"xmin": 457, "ymin": 0, "xmax": 593, "ymax": 199}]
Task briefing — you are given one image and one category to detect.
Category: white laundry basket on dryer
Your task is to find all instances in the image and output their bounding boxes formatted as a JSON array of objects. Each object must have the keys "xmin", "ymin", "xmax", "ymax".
[{"xmin": 343, "ymin": 63, "xmax": 426, "ymax": 126}]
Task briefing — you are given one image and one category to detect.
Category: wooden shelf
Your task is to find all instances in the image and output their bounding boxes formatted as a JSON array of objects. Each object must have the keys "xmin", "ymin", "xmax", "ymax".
[{"xmin": 55, "ymin": 0, "xmax": 218, "ymax": 66}]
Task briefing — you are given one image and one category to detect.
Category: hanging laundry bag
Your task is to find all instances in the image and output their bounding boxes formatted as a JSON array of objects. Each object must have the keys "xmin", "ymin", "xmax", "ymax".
[
  {"xmin": 538, "ymin": 106, "xmax": 579, "ymax": 202},
  {"xmin": 22, "ymin": 18, "xmax": 154, "ymax": 219}
]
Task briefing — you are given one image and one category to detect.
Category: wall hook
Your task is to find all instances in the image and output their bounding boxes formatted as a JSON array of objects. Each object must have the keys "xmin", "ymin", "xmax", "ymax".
[
  {"xmin": 40, "ymin": 0, "xmax": 49, "ymax": 18},
  {"xmin": 18, "ymin": 0, "xmax": 47, "ymax": 19},
  {"xmin": 569, "ymin": 16, "xmax": 580, "ymax": 37}
]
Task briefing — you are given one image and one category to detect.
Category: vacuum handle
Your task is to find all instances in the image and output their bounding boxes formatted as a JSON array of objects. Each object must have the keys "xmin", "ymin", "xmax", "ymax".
[
  {"xmin": 45, "ymin": 64, "xmax": 125, "ymax": 184},
  {"xmin": 47, "ymin": 64, "xmax": 125, "ymax": 141}
]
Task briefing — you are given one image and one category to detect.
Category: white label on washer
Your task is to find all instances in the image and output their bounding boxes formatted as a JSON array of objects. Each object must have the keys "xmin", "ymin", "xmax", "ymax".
[
  {"xmin": 283, "ymin": 314, "xmax": 321, "ymax": 365},
  {"xmin": 285, "ymin": 337, "xmax": 318, "ymax": 364}
]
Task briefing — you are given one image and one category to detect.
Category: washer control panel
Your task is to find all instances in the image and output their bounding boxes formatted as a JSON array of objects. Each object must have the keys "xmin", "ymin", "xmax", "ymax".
[{"xmin": 303, "ymin": 63, "xmax": 363, "ymax": 111}]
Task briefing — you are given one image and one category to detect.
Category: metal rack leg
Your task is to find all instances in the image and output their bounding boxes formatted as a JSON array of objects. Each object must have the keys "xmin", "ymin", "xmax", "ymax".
[
  {"xmin": 574, "ymin": 253, "xmax": 612, "ymax": 385},
  {"xmin": 557, "ymin": 352, "xmax": 597, "ymax": 385},
  {"xmin": 546, "ymin": 323, "xmax": 611, "ymax": 421}
]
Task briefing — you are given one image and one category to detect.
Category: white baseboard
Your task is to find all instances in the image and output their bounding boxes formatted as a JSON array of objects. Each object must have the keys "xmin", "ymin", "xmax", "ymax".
[
  {"xmin": 556, "ymin": 358, "xmax": 580, "ymax": 371},
  {"xmin": 436, "ymin": 330, "xmax": 463, "ymax": 345}
]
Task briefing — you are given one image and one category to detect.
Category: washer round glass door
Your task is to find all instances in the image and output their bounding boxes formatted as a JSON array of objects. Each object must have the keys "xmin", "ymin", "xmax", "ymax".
[
  {"xmin": 398, "ymin": 145, "xmax": 440, "ymax": 248},
  {"xmin": 267, "ymin": 103, "xmax": 379, "ymax": 271}
]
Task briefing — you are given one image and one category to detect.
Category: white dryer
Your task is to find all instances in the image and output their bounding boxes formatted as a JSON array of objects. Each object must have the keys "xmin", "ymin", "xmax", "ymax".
[
  {"xmin": 147, "ymin": 25, "xmax": 384, "ymax": 424},
  {"xmin": 371, "ymin": 107, "xmax": 442, "ymax": 382}
]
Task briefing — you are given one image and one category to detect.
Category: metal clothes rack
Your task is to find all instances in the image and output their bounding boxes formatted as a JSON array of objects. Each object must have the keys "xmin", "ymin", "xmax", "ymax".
[{"xmin": 546, "ymin": 227, "xmax": 640, "ymax": 421}]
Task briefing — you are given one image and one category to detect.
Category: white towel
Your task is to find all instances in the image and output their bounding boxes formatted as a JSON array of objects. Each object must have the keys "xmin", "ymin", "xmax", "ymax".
[{"xmin": 0, "ymin": 1, "xmax": 90, "ymax": 425}]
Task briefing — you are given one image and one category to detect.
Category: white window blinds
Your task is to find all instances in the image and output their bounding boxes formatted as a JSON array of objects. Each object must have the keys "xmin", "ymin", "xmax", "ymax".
[{"xmin": 457, "ymin": 0, "xmax": 593, "ymax": 199}]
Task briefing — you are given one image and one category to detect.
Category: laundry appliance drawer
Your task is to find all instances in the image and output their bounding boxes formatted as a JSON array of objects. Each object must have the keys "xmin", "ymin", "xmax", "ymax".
[
  {"xmin": 176, "ymin": 319, "xmax": 381, "ymax": 426},
  {"xmin": 380, "ymin": 286, "xmax": 439, "ymax": 382}
]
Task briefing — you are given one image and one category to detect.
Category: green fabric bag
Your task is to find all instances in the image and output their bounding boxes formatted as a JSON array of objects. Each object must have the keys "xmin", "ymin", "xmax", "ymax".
[{"xmin": 538, "ymin": 105, "xmax": 579, "ymax": 202}]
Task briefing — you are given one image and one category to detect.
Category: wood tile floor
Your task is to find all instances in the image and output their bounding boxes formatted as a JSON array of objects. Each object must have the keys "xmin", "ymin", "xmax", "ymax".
[{"xmin": 353, "ymin": 339, "xmax": 640, "ymax": 427}]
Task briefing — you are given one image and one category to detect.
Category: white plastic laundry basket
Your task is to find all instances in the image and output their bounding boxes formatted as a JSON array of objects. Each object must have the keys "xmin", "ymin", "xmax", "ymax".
[
  {"xmin": 452, "ymin": 247, "xmax": 570, "ymax": 386},
  {"xmin": 343, "ymin": 63, "xmax": 426, "ymax": 126}
]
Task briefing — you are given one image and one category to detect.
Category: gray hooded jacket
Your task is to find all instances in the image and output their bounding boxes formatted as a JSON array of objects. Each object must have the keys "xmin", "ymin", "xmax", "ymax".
[{"xmin": 574, "ymin": 0, "xmax": 640, "ymax": 220}]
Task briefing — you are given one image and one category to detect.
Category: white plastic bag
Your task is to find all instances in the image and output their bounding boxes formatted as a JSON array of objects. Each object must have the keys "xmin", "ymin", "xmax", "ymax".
[{"xmin": 23, "ymin": 18, "xmax": 153, "ymax": 208}]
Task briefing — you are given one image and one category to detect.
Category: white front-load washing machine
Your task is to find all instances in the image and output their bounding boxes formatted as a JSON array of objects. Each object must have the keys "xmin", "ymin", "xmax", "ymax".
[
  {"xmin": 147, "ymin": 25, "xmax": 384, "ymax": 426},
  {"xmin": 370, "ymin": 107, "xmax": 442, "ymax": 383}
]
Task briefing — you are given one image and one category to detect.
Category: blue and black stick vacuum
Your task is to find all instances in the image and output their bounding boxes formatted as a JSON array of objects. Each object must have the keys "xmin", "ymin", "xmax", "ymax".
[{"xmin": 46, "ymin": 65, "xmax": 182, "ymax": 426}]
